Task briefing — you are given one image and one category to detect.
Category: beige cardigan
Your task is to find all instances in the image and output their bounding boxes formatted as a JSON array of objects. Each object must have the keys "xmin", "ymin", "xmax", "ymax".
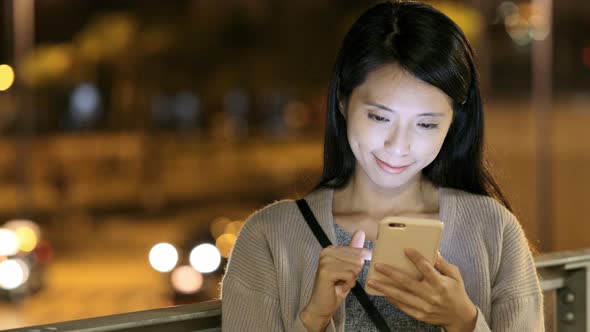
[{"xmin": 221, "ymin": 188, "xmax": 544, "ymax": 331}]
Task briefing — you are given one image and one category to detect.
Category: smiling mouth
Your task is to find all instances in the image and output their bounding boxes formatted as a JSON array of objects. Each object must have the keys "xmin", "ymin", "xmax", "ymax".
[{"xmin": 373, "ymin": 155, "xmax": 413, "ymax": 174}]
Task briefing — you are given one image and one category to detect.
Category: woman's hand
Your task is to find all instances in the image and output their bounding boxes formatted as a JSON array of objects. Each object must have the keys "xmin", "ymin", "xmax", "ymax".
[
  {"xmin": 367, "ymin": 249, "xmax": 477, "ymax": 332},
  {"xmin": 300, "ymin": 230, "xmax": 372, "ymax": 332}
]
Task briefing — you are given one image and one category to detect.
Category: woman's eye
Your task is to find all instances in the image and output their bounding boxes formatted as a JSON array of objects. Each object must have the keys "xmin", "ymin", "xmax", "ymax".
[
  {"xmin": 417, "ymin": 123, "xmax": 439, "ymax": 129},
  {"xmin": 368, "ymin": 114, "xmax": 389, "ymax": 122}
]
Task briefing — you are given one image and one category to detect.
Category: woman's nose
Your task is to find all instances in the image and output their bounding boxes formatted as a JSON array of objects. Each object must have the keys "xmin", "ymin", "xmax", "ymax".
[{"xmin": 384, "ymin": 126, "xmax": 411, "ymax": 156}]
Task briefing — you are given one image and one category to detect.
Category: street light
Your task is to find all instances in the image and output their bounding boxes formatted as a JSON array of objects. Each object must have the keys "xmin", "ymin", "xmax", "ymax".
[{"xmin": 0, "ymin": 64, "xmax": 15, "ymax": 91}]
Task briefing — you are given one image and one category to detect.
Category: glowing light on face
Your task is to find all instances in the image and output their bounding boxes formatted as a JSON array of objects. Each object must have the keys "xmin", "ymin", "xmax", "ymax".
[
  {"xmin": 149, "ymin": 243, "xmax": 179, "ymax": 273},
  {"xmin": 189, "ymin": 243, "xmax": 221, "ymax": 273},
  {"xmin": 344, "ymin": 64, "xmax": 453, "ymax": 191}
]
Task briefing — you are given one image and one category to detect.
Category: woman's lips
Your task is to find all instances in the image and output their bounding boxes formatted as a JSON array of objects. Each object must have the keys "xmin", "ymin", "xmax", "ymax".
[{"xmin": 374, "ymin": 155, "xmax": 412, "ymax": 174}]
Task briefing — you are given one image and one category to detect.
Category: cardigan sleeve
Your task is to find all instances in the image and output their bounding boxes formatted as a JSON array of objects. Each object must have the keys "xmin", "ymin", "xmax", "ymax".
[
  {"xmin": 221, "ymin": 215, "xmax": 286, "ymax": 331},
  {"xmin": 484, "ymin": 213, "xmax": 545, "ymax": 331},
  {"xmin": 466, "ymin": 212, "xmax": 543, "ymax": 332},
  {"xmin": 222, "ymin": 275, "xmax": 285, "ymax": 331},
  {"xmin": 221, "ymin": 213, "xmax": 337, "ymax": 332},
  {"xmin": 223, "ymin": 275, "xmax": 338, "ymax": 332}
]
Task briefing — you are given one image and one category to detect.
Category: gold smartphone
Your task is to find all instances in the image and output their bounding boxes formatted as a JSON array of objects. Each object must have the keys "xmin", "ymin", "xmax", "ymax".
[{"xmin": 365, "ymin": 216, "xmax": 444, "ymax": 296}]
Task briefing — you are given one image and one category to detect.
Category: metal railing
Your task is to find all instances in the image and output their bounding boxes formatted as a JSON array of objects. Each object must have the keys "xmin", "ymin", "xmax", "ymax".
[
  {"xmin": 2, "ymin": 300, "xmax": 221, "ymax": 332},
  {"xmin": 6, "ymin": 248, "xmax": 590, "ymax": 332},
  {"xmin": 536, "ymin": 249, "xmax": 590, "ymax": 331}
]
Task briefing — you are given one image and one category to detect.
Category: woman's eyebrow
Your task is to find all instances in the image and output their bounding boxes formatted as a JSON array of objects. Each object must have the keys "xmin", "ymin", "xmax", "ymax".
[
  {"xmin": 364, "ymin": 101, "xmax": 446, "ymax": 117},
  {"xmin": 417, "ymin": 112, "xmax": 446, "ymax": 117},
  {"xmin": 365, "ymin": 101, "xmax": 394, "ymax": 112}
]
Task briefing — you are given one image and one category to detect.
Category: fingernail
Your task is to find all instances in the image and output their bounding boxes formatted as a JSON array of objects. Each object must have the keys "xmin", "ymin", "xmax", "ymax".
[
  {"xmin": 375, "ymin": 263, "xmax": 383, "ymax": 270},
  {"xmin": 368, "ymin": 280, "xmax": 376, "ymax": 287}
]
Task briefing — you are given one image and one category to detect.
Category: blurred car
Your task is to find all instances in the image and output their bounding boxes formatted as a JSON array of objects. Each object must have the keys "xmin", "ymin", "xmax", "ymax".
[
  {"xmin": 0, "ymin": 220, "xmax": 53, "ymax": 301},
  {"xmin": 148, "ymin": 217, "xmax": 243, "ymax": 305}
]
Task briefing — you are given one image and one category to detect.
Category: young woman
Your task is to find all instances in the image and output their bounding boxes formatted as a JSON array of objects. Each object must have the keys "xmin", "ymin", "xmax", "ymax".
[{"xmin": 221, "ymin": 1, "xmax": 544, "ymax": 331}]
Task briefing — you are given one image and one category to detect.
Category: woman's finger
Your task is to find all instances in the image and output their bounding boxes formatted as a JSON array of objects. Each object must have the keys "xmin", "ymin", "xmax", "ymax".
[
  {"xmin": 434, "ymin": 253, "xmax": 462, "ymax": 280},
  {"xmin": 322, "ymin": 246, "xmax": 372, "ymax": 260},
  {"xmin": 322, "ymin": 251, "xmax": 366, "ymax": 268},
  {"xmin": 372, "ymin": 264, "xmax": 434, "ymax": 300},
  {"xmin": 320, "ymin": 266, "xmax": 359, "ymax": 284},
  {"xmin": 320, "ymin": 257, "xmax": 363, "ymax": 277},
  {"xmin": 374, "ymin": 263, "xmax": 420, "ymax": 290},
  {"xmin": 404, "ymin": 248, "xmax": 441, "ymax": 283},
  {"xmin": 349, "ymin": 230, "xmax": 365, "ymax": 248},
  {"xmin": 394, "ymin": 301, "xmax": 442, "ymax": 325},
  {"xmin": 367, "ymin": 279, "xmax": 430, "ymax": 310}
]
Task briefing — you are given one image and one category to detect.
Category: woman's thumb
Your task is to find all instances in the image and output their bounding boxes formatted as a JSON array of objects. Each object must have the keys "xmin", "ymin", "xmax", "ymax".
[
  {"xmin": 350, "ymin": 230, "xmax": 365, "ymax": 248},
  {"xmin": 335, "ymin": 284, "xmax": 352, "ymax": 299}
]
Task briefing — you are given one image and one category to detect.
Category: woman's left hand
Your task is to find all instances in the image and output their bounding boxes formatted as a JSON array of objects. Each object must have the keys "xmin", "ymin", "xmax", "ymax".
[{"xmin": 367, "ymin": 249, "xmax": 477, "ymax": 332}]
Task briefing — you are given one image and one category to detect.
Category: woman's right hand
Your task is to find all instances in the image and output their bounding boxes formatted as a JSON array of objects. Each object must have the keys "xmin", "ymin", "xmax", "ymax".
[{"xmin": 300, "ymin": 230, "xmax": 371, "ymax": 331}]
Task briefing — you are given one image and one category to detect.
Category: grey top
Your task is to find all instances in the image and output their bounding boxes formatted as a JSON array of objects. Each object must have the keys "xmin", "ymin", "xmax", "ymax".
[
  {"xmin": 334, "ymin": 223, "xmax": 439, "ymax": 331},
  {"xmin": 221, "ymin": 187, "xmax": 544, "ymax": 331}
]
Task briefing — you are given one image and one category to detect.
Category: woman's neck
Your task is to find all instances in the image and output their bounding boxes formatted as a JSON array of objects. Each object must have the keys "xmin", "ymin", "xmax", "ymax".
[{"xmin": 333, "ymin": 170, "xmax": 439, "ymax": 219}]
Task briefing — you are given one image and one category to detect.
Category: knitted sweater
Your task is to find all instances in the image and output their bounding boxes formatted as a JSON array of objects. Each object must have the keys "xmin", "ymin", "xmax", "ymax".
[{"xmin": 221, "ymin": 187, "xmax": 544, "ymax": 331}]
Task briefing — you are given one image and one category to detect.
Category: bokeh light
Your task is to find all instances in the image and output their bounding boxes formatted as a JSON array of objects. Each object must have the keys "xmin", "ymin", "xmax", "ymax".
[
  {"xmin": 210, "ymin": 217, "xmax": 231, "ymax": 239},
  {"xmin": 223, "ymin": 220, "xmax": 244, "ymax": 236},
  {"xmin": 149, "ymin": 243, "xmax": 178, "ymax": 273},
  {"xmin": 0, "ymin": 258, "xmax": 30, "ymax": 290},
  {"xmin": 189, "ymin": 243, "xmax": 221, "ymax": 273},
  {"xmin": 34, "ymin": 240, "xmax": 54, "ymax": 265},
  {"xmin": 0, "ymin": 64, "xmax": 15, "ymax": 91},
  {"xmin": 0, "ymin": 229, "xmax": 20, "ymax": 256},
  {"xmin": 15, "ymin": 227, "xmax": 37, "ymax": 252},
  {"xmin": 170, "ymin": 265, "xmax": 203, "ymax": 294},
  {"xmin": 4, "ymin": 220, "xmax": 41, "ymax": 253},
  {"xmin": 70, "ymin": 83, "xmax": 102, "ymax": 124},
  {"xmin": 216, "ymin": 233, "xmax": 237, "ymax": 259}
]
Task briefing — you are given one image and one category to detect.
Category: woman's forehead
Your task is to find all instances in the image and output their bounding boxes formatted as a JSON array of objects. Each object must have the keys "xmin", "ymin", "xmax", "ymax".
[{"xmin": 353, "ymin": 66, "xmax": 453, "ymax": 114}]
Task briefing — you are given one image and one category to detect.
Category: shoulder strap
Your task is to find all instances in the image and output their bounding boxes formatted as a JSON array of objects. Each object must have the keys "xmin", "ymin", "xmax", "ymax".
[{"xmin": 295, "ymin": 199, "xmax": 392, "ymax": 332}]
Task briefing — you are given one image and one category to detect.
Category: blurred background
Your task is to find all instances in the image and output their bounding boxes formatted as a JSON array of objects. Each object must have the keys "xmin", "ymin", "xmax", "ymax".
[{"xmin": 0, "ymin": 0, "xmax": 588, "ymax": 329}]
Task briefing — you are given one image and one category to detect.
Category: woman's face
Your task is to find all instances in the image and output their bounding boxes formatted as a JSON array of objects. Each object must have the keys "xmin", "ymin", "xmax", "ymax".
[{"xmin": 343, "ymin": 64, "xmax": 454, "ymax": 191}]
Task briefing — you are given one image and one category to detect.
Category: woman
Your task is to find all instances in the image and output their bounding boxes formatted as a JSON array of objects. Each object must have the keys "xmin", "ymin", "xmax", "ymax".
[{"xmin": 221, "ymin": 1, "xmax": 544, "ymax": 331}]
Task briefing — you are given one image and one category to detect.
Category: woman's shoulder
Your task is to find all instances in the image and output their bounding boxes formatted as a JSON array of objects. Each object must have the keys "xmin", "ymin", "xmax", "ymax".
[
  {"xmin": 244, "ymin": 188, "xmax": 331, "ymax": 227},
  {"xmin": 241, "ymin": 199, "xmax": 299, "ymax": 232},
  {"xmin": 441, "ymin": 187, "xmax": 517, "ymax": 230}
]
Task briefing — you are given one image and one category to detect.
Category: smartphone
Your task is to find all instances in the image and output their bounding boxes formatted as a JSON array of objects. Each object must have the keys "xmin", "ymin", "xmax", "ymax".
[{"xmin": 365, "ymin": 216, "xmax": 443, "ymax": 296}]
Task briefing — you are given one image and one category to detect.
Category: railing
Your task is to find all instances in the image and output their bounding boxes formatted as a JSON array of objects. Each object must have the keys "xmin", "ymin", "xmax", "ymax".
[
  {"xmin": 536, "ymin": 249, "xmax": 590, "ymax": 331},
  {"xmin": 2, "ymin": 300, "xmax": 221, "ymax": 332},
  {"xmin": 6, "ymin": 248, "xmax": 590, "ymax": 332}
]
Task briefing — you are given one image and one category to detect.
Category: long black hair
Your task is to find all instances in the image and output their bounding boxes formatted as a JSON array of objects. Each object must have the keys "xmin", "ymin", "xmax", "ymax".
[{"xmin": 317, "ymin": 0, "xmax": 512, "ymax": 211}]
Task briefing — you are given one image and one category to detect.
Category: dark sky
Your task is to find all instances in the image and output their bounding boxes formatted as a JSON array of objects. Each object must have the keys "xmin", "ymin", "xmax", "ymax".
[{"xmin": 1, "ymin": 0, "xmax": 191, "ymax": 63}]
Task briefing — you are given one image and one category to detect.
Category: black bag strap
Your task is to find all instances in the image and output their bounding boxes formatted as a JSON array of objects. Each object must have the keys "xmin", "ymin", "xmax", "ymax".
[{"xmin": 295, "ymin": 199, "xmax": 392, "ymax": 332}]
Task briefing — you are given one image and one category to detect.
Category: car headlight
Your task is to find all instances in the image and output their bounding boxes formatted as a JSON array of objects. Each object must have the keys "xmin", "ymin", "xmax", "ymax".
[
  {"xmin": 149, "ymin": 243, "xmax": 179, "ymax": 273},
  {"xmin": 0, "ymin": 258, "xmax": 30, "ymax": 290},
  {"xmin": 189, "ymin": 243, "xmax": 221, "ymax": 273}
]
